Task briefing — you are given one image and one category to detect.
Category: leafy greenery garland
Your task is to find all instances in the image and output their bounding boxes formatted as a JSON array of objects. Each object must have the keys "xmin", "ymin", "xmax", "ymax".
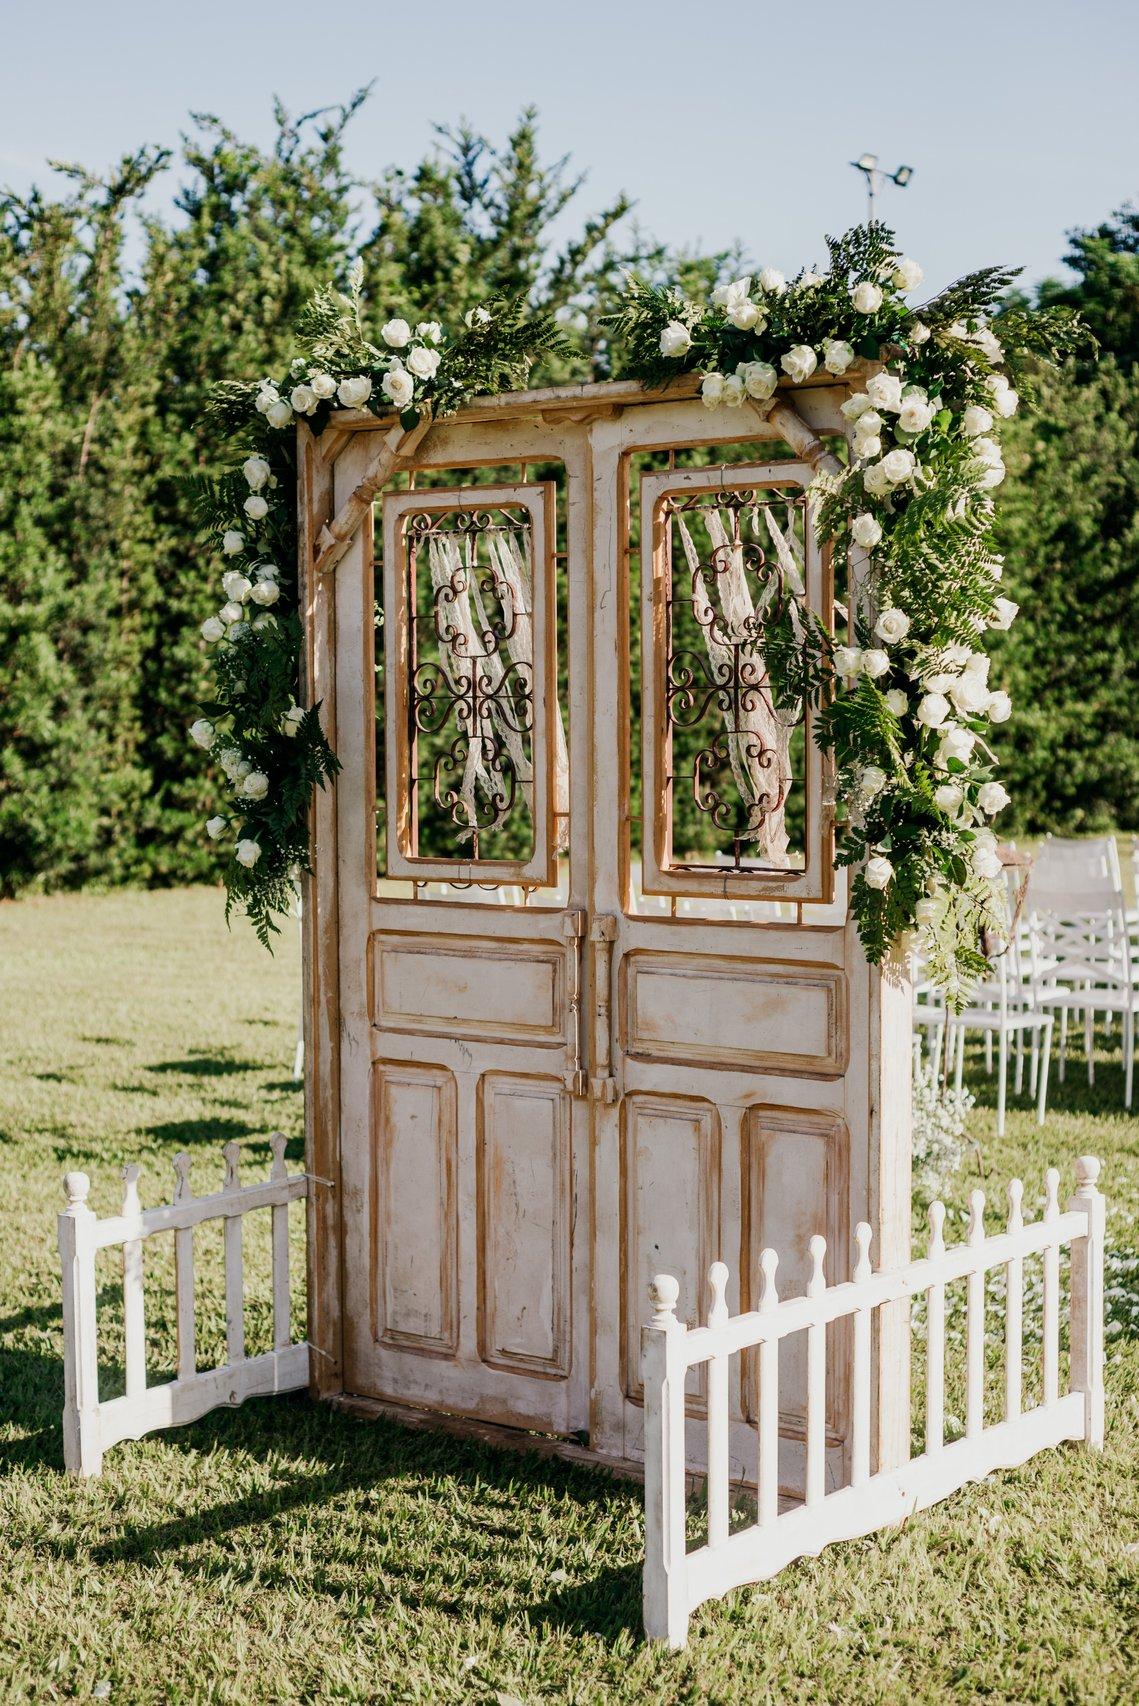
[
  {"xmin": 194, "ymin": 229, "xmax": 1083, "ymax": 997},
  {"xmin": 192, "ymin": 261, "xmax": 567, "ymax": 944},
  {"xmin": 607, "ymin": 224, "xmax": 1085, "ymax": 1000}
]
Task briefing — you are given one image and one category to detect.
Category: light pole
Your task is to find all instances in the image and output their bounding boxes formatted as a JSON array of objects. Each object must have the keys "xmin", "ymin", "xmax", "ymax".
[{"xmin": 850, "ymin": 153, "xmax": 914, "ymax": 224}]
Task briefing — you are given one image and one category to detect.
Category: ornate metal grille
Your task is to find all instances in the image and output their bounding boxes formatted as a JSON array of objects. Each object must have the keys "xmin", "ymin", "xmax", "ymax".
[
  {"xmin": 404, "ymin": 506, "xmax": 537, "ymax": 862},
  {"xmin": 662, "ymin": 487, "xmax": 808, "ymax": 873}
]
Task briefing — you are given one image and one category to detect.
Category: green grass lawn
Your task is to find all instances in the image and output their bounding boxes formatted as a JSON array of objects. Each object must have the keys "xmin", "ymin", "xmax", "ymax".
[{"xmin": 1, "ymin": 888, "xmax": 1137, "ymax": 1703}]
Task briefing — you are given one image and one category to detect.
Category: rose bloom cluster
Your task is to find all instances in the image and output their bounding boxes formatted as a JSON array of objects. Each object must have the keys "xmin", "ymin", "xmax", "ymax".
[{"xmin": 249, "ymin": 310, "xmax": 459, "ymax": 430}]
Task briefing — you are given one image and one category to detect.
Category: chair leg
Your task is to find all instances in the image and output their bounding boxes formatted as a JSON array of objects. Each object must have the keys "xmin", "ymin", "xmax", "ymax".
[
  {"xmin": 1059, "ymin": 1007, "xmax": 1068, "ymax": 1082},
  {"xmin": 1029, "ymin": 1024, "xmax": 1039, "ymax": 1100},
  {"xmin": 1036, "ymin": 1018, "xmax": 1053, "ymax": 1126},
  {"xmin": 997, "ymin": 1026, "xmax": 1008, "ymax": 1139},
  {"xmin": 1125, "ymin": 1008, "xmax": 1134, "ymax": 1112},
  {"xmin": 954, "ymin": 1023, "xmax": 965, "ymax": 1097},
  {"xmin": 1014, "ymin": 1022, "xmax": 1025, "ymax": 1096},
  {"xmin": 1085, "ymin": 1003, "xmax": 1095, "ymax": 1087},
  {"xmin": 985, "ymin": 1023, "xmax": 993, "ymax": 1077}
]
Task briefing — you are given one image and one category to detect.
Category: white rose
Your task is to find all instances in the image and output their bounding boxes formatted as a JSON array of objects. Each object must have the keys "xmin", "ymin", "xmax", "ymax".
[
  {"xmin": 711, "ymin": 276, "xmax": 745, "ymax": 307},
  {"xmin": 781, "ymin": 345, "xmax": 818, "ymax": 384},
  {"xmin": 934, "ymin": 783, "xmax": 963, "ymax": 813},
  {"xmin": 987, "ymin": 375, "xmax": 1019, "ymax": 417},
  {"xmin": 798, "ymin": 270, "xmax": 824, "ymax": 288},
  {"xmin": 241, "ymin": 771, "xmax": 269, "ymax": 800},
  {"xmin": 701, "ymin": 372, "xmax": 726, "ymax": 408},
  {"xmin": 222, "ymin": 529, "xmax": 244, "ymax": 556},
  {"xmin": 974, "ymin": 844, "xmax": 1004, "ymax": 880},
  {"xmin": 940, "ymin": 725, "xmax": 977, "ymax": 763},
  {"xmin": 892, "ymin": 257, "xmax": 924, "ymax": 292},
  {"xmin": 880, "ymin": 447, "xmax": 917, "ymax": 485},
  {"xmin": 950, "ymin": 672, "xmax": 991, "ymax": 716},
  {"xmin": 406, "ymin": 345, "xmax": 441, "ymax": 380},
  {"xmin": 841, "ymin": 392, "xmax": 875, "ymax": 421},
  {"xmin": 235, "ymin": 839, "xmax": 261, "ymax": 868},
  {"xmin": 254, "ymin": 385, "xmax": 278, "ymax": 415},
  {"xmin": 737, "ymin": 360, "xmax": 778, "ymax": 400},
  {"xmin": 282, "ymin": 705, "xmax": 305, "ymax": 737},
  {"xmin": 833, "ymin": 645, "xmax": 862, "ymax": 679},
  {"xmin": 201, "ymin": 616, "xmax": 225, "ymax": 643},
  {"xmin": 875, "ymin": 607, "xmax": 910, "ymax": 644},
  {"xmin": 898, "ymin": 391, "xmax": 935, "ymax": 434},
  {"xmin": 242, "ymin": 455, "xmax": 271, "ymax": 491},
  {"xmin": 963, "ymin": 404, "xmax": 994, "ymax": 437},
  {"xmin": 916, "ymin": 692, "xmax": 951, "ymax": 728},
  {"xmin": 865, "ymin": 854, "xmax": 894, "ymax": 890},
  {"xmin": 866, "ymin": 372, "xmax": 904, "ymax": 412},
  {"xmin": 190, "ymin": 718, "xmax": 214, "ymax": 748},
  {"xmin": 863, "ymin": 461, "xmax": 895, "ymax": 497},
  {"xmin": 243, "ymin": 494, "xmax": 268, "ymax": 521},
  {"xmin": 219, "ymin": 600, "xmax": 244, "ymax": 626},
  {"xmin": 720, "ymin": 374, "xmax": 746, "ymax": 407},
  {"xmin": 381, "ymin": 318, "xmax": 412, "ymax": 348},
  {"xmin": 289, "ymin": 383, "xmax": 317, "ymax": 415},
  {"xmin": 266, "ymin": 400, "xmax": 294, "ymax": 429},
  {"xmin": 251, "ymin": 612, "xmax": 277, "ymax": 632},
  {"xmin": 861, "ymin": 648, "xmax": 890, "ymax": 680},
  {"xmin": 855, "ymin": 434, "xmax": 883, "ymax": 461},
  {"xmin": 222, "ymin": 572, "xmax": 251, "ymax": 602},
  {"xmin": 986, "ymin": 690, "xmax": 1012, "ymax": 723},
  {"xmin": 885, "ymin": 688, "xmax": 908, "ymax": 716},
  {"xmin": 915, "ymin": 896, "xmax": 940, "ymax": 924},
  {"xmin": 250, "ymin": 579, "xmax": 280, "ymax": 606},
  {"xmin": 381, "ymin": 366, "xmax": 416, "ymax": 409},
  {"xmin": 851, "ymin": 280, "xmax": 884, "ymax": 314},
  {"xmin": 758, "ymin": 267, "xmax": 785, "ymax": 294},
  {"xmin": 977, "ymin": 781, "xmax": 1011, "ymax": 815},
  {"xmin": 851, "ymin": 513, "xmax": 882, "ymax": 549},
  {"xmin": 416, "ymin": 320, "xmax": 442, "ymax": 344},
  {"xmin": 337, "ymin": 375, "xmax": 373, "ymax": 409},
  {"xmin": 310, "ymin": 372, "xmax": 337, "ymax": 399},
  {"xmin": 659, "ymin": 320, "xmax": 692, "ymax": 358},
  {"xmin": 464, "ymin": 305, "xmax": 492, "ymax": 328},
  {"xmin": 973, "ymin": 325, "xmax": 1003, "ymax": 364},
  {"xmin": 859, "ymin": 765, "xmax": 887, "ymax": 801},
  {"xmin": 726, "ymin": 297, "xmax": 763, "ymax": 331},
  {"xmin": 909, "ymin": 321, "xmax": 931, "ymax": 344},
  {"xmin": 822, "ymin": 339, "xmax": 855, "ymax": 376},
  {"xmin": 989, "ymin": 597, "xmax": 1018, "ymax": 630},
  {"xmin": 206, "ymin": 816, "xmax": 227, "ymax": 840}
]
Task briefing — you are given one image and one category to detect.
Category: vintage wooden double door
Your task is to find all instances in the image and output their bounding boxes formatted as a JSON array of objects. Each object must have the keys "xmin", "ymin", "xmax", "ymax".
[{"xmin": 317, "ymin": 380, "xmax": 909, "ymax": 1487}]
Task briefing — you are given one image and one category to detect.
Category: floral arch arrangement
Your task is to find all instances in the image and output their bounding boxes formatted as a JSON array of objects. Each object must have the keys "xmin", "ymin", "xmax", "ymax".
[{"xmin": 192, "ymin": 228, "xmax": 1081, "ymax": 999}]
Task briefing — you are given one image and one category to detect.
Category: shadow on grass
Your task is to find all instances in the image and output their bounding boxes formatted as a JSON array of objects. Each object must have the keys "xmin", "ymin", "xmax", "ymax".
[
  {"xmin": 148, "ymin": 1056, "xmax": 263, "ymax": 1079},
  {"xmin": 143, "ymin": 1116, "xmax": 258, "ymax": 1147}
]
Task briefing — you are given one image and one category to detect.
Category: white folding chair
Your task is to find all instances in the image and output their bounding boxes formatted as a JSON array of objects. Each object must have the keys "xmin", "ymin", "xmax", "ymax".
[{"xmin": 1029, "ymin": 877, "xmax": 1138, "ymax": 1109}]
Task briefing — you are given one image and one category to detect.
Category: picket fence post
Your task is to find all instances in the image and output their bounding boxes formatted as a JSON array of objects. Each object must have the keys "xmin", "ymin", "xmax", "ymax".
[
  {"xmin": 1068, "ymin": 1155, "xmax": 1106, "ymax": 1448},
  {"xmin": 642, "ymin": 1273, "xmax": 689, "ymax": 1649},
  {"xmin": 59, "ymin": 1172, "xmax": 101, "ymax": 1476}
]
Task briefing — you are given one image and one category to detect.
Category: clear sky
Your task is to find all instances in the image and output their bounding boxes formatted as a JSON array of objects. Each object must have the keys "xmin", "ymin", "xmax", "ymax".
[{"xmin": 2, "ymin": 0, "xmax": 1137, "ymax": 293}]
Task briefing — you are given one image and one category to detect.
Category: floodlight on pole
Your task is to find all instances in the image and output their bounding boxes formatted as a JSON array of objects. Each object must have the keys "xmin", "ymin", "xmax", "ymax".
[{"xmin": 850, "ymin": 154, "xmax": 915, "ymax": 223}]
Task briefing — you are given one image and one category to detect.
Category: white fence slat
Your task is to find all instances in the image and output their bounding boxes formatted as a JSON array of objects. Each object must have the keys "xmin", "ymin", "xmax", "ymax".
[
  {"xmin": 59, "ymin": 1173, "xmax": 102, "ymax": 1476},
  {"xmin": 270, "ymin": 1134, "xmax": 291, "ymax": 1352},
  {"xmin": 173, "ymin": 1152, "xmax": 196, "ymax": 1381},
  {"xmin": 1043, "ymin": 1168, "xmax": 1060, "ymax": 1404},
  {"xmin": 1067, "ymin": 1157, "xmax": 1105, "ymax": 1447},
  {"xmin": 1004, "ymin": 1179, "xmax": 1024, "ymax": 1421},
  {"xmin": 641, "ymin": 1158, "xmax": 1107, "ymax": 1649},
  {"xmin": 223, "ymin": 1142, "xmax": 244, "ymax": 1365},
  {"xmin": 805, "ymin": 1236, "xmax": 827, "ymax": 1507},
  {"xmin": 757, "ymin": 1249, "xmax": 779, "ymax": 1527},
  {"xmin": 850, "ymin": 1223, "xmax": 872, "ymax": 1487},
  {"xmin": 121, "ymin": 1165, "xmax": 146, "ymax": 1401},
  {"xmin": 925, "ymin": 1201, "xmax": 946, "ymax": 1455},
  {"xmin": 965, "ymin": 1191, "xmax": 986, "ymax": 1438},
  {"xmin": 705, "ymin": 1263, "xmax": 729, "ymax": 1549}
]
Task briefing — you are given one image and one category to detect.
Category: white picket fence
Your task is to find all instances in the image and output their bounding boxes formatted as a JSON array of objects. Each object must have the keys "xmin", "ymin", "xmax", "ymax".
[
  {"xmin": 641, "ymin": 1156, "xmax": 1106, "ymax": 1647},
  {"xmin": 58, "ymin": 1135, "xmax": 309, "ymax": 1476}
]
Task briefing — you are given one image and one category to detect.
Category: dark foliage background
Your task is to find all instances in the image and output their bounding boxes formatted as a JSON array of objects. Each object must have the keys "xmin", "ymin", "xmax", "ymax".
[{"xmin": 0, "ymin": 91, "xmax": 1135, "ymax": 896}]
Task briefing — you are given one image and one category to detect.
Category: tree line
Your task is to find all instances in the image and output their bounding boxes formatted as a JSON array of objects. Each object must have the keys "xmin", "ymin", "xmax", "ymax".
[{"xmin": 1, "ymin": 93, "xmax": 1135, "ymax": 897}]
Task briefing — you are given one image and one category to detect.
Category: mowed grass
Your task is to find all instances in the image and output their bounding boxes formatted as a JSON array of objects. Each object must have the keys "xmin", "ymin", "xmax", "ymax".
[{"xmin": 1, "ymin": 888, "xmax": 1138, "ymax": 1704}]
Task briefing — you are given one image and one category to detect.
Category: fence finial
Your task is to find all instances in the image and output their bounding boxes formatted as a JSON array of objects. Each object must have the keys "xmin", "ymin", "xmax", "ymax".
[
  {"xmin": 223, "ymin": 1141, "xmax": 241, "ymax": 1192},
  {"xmin": 64, "ymin": 1171, "xmax": 91, "ymax": 1209},
  {"xmin": 1006, "ymin": 1178, "xmax": 1024, "ymax": 1232},
  {"xmin": 758, "ymin": 1247, "xmax": 779, "ymax": 1309},
  {"xmin": 928, "ymin": 1199, "xmax": 946, "ymax": 1257},
  {"xmin": 853, "ymin": 1222, "xmax": 873, "ymax": 1283},
  {"xmin": 172, "ymin": 1152, "xmax": 193, "ymax": 1204},
  {"xmin": 807, "ymin": 1235, "xmax": 827, "ymax": 1297},
  {"xmin": 269, "ymin": 1132, "xmax": 288, "ymax": 1182},
  {"xmin": 121, "ymin": 1163, "xmax": 141, "ymax": 1217},
  {"xmin": 707, "ymin": 1261, "xmax": 729, "ymax": 1327},
  {"xmin": 649, "ymin": 1274, "xmax": 680, "ymax": 1327},
  {"xmin": 967, "ymin": 1189, "xmax": 985, "ymax": 1246},
  {"xmin": 1045, "ymin": 1167, "xmax": 1060, "ymax": 1220},
  {"xmin": 1074, "ymin": 1155, "xmax": 1101, "ymax": 1192}
]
